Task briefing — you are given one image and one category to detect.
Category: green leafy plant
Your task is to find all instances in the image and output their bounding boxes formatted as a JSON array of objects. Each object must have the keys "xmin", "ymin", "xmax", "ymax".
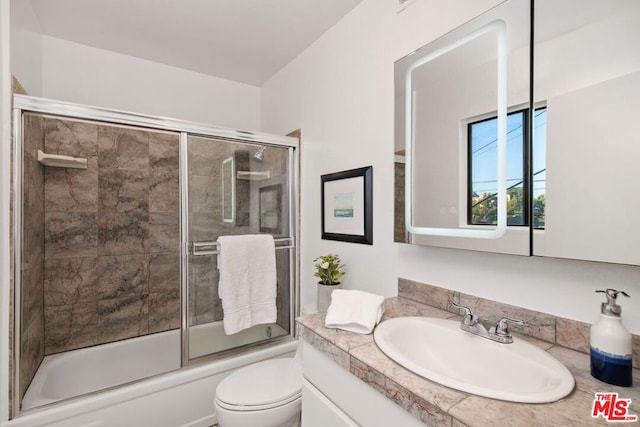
[{"xmin": 313, "ymin": 253, "xmax": 345, "ymax": 285}]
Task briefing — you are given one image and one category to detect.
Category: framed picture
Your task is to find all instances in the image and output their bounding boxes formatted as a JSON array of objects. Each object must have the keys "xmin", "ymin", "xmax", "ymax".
[
  {"xmin": 321, "ymin": 166, "xmax": 373, "ymax": 245},
  {"xmin": 259, "ymin": 184, "xmax": 282, "ymax": 234}
]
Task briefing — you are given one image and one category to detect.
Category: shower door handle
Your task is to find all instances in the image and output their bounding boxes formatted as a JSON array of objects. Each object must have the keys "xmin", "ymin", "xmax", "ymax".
[{"xmin": 191, "ymin": 241, "xmax": 218, "ymax": 256}]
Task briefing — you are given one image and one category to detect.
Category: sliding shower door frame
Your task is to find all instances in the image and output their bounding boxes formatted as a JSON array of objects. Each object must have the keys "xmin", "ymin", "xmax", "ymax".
[
  {"xmin": 11, "ymin": 107, "xmax": 24, "ymax": 419},
  {"xmin": 11, "ymin": 95, "xmax": 300, "ymax": 416},
  {"xmin": 179, "ymin": 132, "xmax": 190, "ymax": 367}
]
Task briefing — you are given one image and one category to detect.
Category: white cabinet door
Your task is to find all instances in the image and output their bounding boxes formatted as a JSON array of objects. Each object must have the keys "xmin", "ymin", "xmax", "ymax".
[
  {"xmin": 301, "ymin": 380, "xmax": 358, "ymax": 427},
  {"xmin": 301, "ymin": 341, "xmax": 424, "ymax": 427}
]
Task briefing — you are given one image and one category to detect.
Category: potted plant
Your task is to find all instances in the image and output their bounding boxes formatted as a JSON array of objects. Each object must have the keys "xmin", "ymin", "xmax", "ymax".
[{"xmin": 314, "ymin": 253, "xmax": 345, "ymax": 312}]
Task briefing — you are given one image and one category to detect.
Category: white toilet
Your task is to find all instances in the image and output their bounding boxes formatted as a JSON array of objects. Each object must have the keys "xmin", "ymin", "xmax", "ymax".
[{"xmin": 214, "ymin": 356, "xmax": 302, "ymax": 427}]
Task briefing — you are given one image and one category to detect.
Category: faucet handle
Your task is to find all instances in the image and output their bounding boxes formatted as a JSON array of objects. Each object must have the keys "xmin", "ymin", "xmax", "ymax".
[
  {"xmin": 450, "ymin": 300, "xmax": 476, "ymax": 325},
  {"xmin": 494, "ymin": 317, "xmax": 524, "ymax": 337}
]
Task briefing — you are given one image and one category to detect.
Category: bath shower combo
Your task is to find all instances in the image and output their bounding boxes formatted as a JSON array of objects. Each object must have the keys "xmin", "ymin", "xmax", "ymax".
[{"xmin": 9, "ymin": 94, "xmax": 299, "ymax": 426}]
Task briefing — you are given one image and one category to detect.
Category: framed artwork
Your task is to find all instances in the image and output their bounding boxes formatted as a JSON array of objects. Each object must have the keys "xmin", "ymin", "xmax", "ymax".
[
  {"xmin": 321, "ymin": 166, "xmax": 373, "ymax": 245},
  {"xmin": 259, "ymin": 184, "xmax": 282, "ymax": 234}
]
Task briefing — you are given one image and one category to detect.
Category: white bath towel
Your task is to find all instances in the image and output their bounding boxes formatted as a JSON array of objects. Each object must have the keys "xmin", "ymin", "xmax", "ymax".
[
  {"xmin": 217, "ymin": 234, "xmax": 277, "ymax": 335},
  {"xmin": 324, "ymin": 289, "xmax": 385, "ymax": 334}
]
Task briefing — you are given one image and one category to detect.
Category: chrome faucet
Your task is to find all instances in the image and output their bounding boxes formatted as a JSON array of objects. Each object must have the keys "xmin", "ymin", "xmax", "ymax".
[{"xmin": 450, "ymin": 300, "xmax": 524, "ymax": 344}]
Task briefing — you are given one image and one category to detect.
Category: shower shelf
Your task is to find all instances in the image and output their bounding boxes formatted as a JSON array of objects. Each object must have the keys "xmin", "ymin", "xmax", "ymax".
[
  {"xmin": 37, "ymin": 150, "xmax": 87, "ymax": 169},
  {"xmin": 237, "ymin": 170, "xmax": 270, "ymax": 181}
]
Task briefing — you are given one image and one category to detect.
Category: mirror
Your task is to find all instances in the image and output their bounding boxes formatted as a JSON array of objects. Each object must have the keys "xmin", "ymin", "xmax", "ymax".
[
  {"xmin": 221, "ymin": 150, "xmax": 250, "ymax": 226},
  {"xmin": 395, "ymin": 0, "xmax": 640, "ymax": 266},
  {"xmin": 532, "ymin": 0, "xmax": 640, "ymax": 265},
  {"xmin": 394, "ymin": 0, "xmax": 531, "ymax": 255},
  {"xmin": 222, "ymin": 156, "xmax": 235, "ymax": 223}
]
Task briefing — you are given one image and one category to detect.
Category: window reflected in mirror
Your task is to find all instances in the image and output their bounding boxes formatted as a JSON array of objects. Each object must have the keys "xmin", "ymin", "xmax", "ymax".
[{"xmin": 467, "ymin": 107, "xmax": 546, "ymax": 229}]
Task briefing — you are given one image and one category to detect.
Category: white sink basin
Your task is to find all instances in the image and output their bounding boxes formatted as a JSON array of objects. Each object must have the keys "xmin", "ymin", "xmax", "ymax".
[{"xmin": 373, "ymin": 317, "xmax": 574, "ymax": 403}]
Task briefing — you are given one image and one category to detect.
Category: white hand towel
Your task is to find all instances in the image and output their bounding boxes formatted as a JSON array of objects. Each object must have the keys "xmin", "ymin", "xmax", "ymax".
[
  {"xmin": 324, "ymin": 289, "xmax": 385, "ymax": 334},
  {"xmin": 217, "ymin": 234, "xmax": 277, "ymax": 335}
]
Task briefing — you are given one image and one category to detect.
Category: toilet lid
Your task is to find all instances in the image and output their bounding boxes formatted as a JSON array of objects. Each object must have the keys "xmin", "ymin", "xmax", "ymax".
[{"xmin": 216, "ymin": 358, "xmax": 302, "ymax": 409}]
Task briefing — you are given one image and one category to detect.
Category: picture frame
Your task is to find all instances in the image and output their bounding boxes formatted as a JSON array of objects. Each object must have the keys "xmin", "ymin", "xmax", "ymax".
[
  {"xmin": 321, "ymin": 166, "xmax": 373, "ymax": 245},
  {"xmin": 259, "ymin": 184, "xmax": 282, "ymax": 234}
]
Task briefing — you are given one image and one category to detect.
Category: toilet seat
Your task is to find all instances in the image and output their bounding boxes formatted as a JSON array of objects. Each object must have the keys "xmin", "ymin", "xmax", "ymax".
[
  {"xmin": 215, "ymin": 392, "xmax": 301, "ymax": 412},
  {"xmin": 215, "ymin": 358, "xmax": 302, "ymax": 412}
]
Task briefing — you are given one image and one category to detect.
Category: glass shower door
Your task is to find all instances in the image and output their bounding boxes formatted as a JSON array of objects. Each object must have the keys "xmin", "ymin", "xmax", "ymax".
[{"xmin": 185, "ymin": 135, "xmax": 293, "ymax": 360}]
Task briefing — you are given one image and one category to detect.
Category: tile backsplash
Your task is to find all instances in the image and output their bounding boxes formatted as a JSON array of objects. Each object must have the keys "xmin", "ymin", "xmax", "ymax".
[{"xmin": 398, "ymin": 277, "xmax": 640, "ymax": 368}]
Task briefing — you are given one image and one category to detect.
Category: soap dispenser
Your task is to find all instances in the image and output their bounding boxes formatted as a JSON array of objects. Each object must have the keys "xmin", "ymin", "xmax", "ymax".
[{"xmin": 590, "ymin": 289, "xmax": 633, "ymax": 387}]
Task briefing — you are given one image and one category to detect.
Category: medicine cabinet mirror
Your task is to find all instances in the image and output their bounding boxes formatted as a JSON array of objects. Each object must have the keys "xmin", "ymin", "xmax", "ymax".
[
  {"xmin": 531, "ymin": 0, "xmax": 640, "ymax": 265},
  {"xmin": 394, "ymin": 0, "xmax": 640, "ymax": 266},
  {"xmin": 222, "ymin": 156, "xmax": 236, "ymax": 223},
  {"xmin": 221, "ymin": 150, "xmax": 250, "ymax": 226},
  {"xmin": 394, "ymin": 0, "xmax": 531, "ymax": 255}
]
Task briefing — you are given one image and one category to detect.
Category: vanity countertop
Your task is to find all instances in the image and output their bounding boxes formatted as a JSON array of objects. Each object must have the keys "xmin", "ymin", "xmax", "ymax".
[{"xmin": 297, "ymin": 296, "xmax": 640, "ymax": 426}]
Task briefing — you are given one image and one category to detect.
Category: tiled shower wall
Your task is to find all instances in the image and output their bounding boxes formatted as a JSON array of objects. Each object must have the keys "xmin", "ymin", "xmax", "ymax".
[
  {"xmin": 39, "ymin": 116, "xmax": 180, "ymax": 354},
  {"xmin": 17, "ymin": 115, "xmax": 293, "ymax": 399},
  {"xmin": 20, "ymin": 113, "xmax": 45, "ymax": 397},
  {"xmin": 394, "ymin": 161, "xmax": 407, "ymax": 243},
  {"xmin": 187, "ymin": 137, "xmax": 290, "ymax": 332}
]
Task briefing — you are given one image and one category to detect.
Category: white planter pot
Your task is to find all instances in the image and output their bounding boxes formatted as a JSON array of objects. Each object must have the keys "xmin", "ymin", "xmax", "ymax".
[{"xmin": 317, "ymin": 283, "xmax": 342, "ymax": 312}]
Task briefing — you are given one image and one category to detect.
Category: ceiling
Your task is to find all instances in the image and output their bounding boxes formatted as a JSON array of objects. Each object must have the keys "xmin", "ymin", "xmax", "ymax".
[{"xmin": 29, "ymin": 0, "xmax": 363, "ymax": 86}]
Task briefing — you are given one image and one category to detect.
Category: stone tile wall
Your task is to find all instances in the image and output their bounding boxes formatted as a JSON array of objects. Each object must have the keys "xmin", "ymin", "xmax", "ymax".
[
  {"xmin": 20, "ymin": 117, "xmax": 293, "ymax": 366},
  {"xmin": 41, "ymin": 117, "xmax": 180, "ymax": 355},
  {"xmin": 394, "ymin": 161, "xmax": 408, "ymax": 243},
  {"xmin": 20, "ymin": 113, "xmax": 45, "ymax": 398}
]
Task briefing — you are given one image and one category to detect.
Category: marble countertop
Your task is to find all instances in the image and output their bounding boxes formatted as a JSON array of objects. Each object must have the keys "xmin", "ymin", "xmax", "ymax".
[{"xmin": 297, "ymin": 297, "xmax": 640, "ymax": 426}]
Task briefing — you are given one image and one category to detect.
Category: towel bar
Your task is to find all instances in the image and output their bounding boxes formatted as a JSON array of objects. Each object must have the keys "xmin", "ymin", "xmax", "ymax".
[{"xmin": 191, "ymin": 237, "xmax": 294, "ymax": 256}]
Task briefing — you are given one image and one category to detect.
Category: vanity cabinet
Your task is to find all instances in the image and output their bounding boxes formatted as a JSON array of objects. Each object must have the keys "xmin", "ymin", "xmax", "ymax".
[
  {"xmin": 301, "ymin": 381, "xmax": 357, "ymax": 427},
  {"xmin": 300, "ymin": 341, "xmax": 423, "ymax": 427}
]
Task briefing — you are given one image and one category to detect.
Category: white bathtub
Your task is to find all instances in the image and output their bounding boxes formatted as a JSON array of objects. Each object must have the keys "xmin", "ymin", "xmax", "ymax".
[
  {"xmin": 22, "ymin": 330, "xmax": 181, "ymax": 410},
  {"xmin": 13, "ymin": 323, "xmax": 297, "ymax": 427}
]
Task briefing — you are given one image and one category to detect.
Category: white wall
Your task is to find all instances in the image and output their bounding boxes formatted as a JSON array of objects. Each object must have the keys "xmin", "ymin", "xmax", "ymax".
[
  {"xmin": 41, "ymin": 36, "xmax": 261, "ymax": 130},
  {"xmin": 10, "ymin": 0, "xmax": 42, "ymax": 95},
  {"xmin": 261, "ymin": 0, "xmax": 640, "ymax": 332}
]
